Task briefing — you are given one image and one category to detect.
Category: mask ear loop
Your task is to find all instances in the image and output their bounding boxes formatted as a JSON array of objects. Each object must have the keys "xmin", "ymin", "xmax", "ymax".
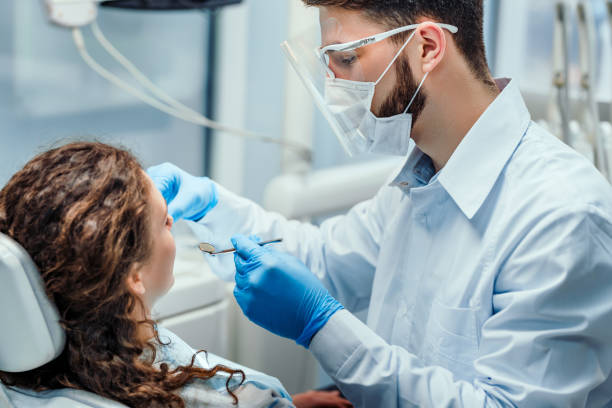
[
  {"xmin": 370, "ymin": 29, "xmax": 428, "ymax": 114},
  {"xmin": 374, "ymin": 30, "xmax": 417, "ymax": 86},
  {"xmin": 404, "ymin": 71, "xmax": 429, "ymax": 114}
]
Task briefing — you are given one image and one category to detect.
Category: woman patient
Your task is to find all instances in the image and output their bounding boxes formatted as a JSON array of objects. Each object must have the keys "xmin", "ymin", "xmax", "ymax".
[{"xmin": 0, "ymin": 142, "xmax": 294, "ymax": 407}]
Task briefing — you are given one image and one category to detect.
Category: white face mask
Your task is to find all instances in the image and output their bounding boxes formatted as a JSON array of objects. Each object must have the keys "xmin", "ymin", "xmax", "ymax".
[
  {"xmin": 281, "ymin": 22, "xmax": 457, "ymax": 157},
  {"xmin": 323, "ymin": 29, "xmax": 429, "ymax": 157}
]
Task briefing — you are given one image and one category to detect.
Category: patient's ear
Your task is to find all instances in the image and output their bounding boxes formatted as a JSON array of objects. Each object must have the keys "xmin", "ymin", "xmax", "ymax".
[{"xmin": 126, "ymin": 266, "xmax": 146, "ymax": 297}]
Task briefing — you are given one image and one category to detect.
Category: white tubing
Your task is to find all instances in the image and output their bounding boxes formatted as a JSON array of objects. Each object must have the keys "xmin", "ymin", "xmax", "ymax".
[
  {"xmin": 91, "ymin": 21, "xmax": 207, "ymax": 122},
  {"xmin": 73, "ymin": 26, "xmax": 312, "ymax": 160},
  {"xmin": 73, "ymin": 28, "xmax": 197, "ymax": 120}
]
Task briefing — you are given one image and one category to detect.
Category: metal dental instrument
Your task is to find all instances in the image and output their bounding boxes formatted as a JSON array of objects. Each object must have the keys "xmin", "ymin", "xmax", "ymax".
[{"xmin": 198, "ymin": 239, "xmax": 284, "ymax": 255}]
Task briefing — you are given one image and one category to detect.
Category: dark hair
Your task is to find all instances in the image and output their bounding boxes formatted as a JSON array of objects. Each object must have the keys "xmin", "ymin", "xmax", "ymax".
[
  {"xmin": 303, "ymin": 0, "xmax": 494, "ymax": 87},
  {"xmin": 0, "ymin": 142, "xmax": 244, "ymax": 407}
]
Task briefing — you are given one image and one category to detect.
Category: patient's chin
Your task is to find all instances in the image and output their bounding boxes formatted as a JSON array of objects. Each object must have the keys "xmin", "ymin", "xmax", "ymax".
[
  {"xmin": 160, "ymin": 272, "xmax": 175, "ymax": 299},
  {"xmin": 166, "ymin": 273, "xmax": 176, "ymax": 293}
]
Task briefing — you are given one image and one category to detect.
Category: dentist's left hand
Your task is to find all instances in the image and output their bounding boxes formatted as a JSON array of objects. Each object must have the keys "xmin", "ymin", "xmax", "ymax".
[
  {"xmin": 147, "ymin": 162, "xmax": 218, "ymax": 222},
  {"xmin": 232, "ymin": 235, "xmax": 344, "ymax": 348}
]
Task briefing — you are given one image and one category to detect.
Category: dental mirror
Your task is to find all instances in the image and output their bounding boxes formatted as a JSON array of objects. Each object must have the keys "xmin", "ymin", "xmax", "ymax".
[{"xmin": 199, "ymin": 239, "xmax": 283, "ymax": 255}]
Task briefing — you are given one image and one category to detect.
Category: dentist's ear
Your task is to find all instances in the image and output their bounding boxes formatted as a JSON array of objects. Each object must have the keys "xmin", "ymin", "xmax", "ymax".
[{"xmin": 414, "ymin": 22, "xmax": 448, "ymax": 74}]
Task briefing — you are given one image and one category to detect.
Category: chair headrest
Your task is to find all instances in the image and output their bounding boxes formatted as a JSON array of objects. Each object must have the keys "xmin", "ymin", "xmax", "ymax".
[{"xmin": 0, "ymin": 233, "xmax": 65, "ymax": 373}]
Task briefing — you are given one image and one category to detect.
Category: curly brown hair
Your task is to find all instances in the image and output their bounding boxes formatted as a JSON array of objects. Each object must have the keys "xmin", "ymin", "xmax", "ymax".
[{"xmin": 0, "ymin": 142, "xmax": 244, "ymax": 407}]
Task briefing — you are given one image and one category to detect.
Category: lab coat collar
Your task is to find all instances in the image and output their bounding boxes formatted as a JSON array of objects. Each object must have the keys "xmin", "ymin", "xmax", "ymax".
[{"xmin": 391, "ymin": 78, "xmax": 532, "ymax": 219}]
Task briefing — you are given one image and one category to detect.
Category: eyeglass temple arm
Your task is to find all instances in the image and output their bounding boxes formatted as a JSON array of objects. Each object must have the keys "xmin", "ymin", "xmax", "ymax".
[{"xmin": 322, "ymin": 23, "xmax": 458, "ymax": 54}]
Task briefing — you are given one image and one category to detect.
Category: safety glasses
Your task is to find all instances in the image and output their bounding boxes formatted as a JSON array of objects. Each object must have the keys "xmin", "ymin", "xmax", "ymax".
[{"xmin": 316, "ymin": 23, "xmax": 458, "ymax": 78}]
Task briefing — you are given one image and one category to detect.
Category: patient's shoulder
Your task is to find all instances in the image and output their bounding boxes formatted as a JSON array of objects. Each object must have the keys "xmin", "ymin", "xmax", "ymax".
[
  {"xmin": 182, "ymin": 382, "xmax": 295, "ymax": 408},
  {"xmin": 152, "ymin": 328, "xmax": 295, "ymax": 407},
  {"xmin": 154, "ymin": 327, "xmax": 205, "ymax": 369}
]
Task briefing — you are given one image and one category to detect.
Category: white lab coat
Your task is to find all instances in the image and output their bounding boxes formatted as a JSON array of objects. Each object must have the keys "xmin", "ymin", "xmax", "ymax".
[{"xmin": 189, "ymin": 79, "xmax": 612, "ymax": 407}]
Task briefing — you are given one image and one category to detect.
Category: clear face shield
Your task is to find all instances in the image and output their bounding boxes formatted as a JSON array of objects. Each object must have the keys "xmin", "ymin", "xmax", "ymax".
[{"xmin": 281, "ymin": 20, "xmax": 458, "ymax": 157}]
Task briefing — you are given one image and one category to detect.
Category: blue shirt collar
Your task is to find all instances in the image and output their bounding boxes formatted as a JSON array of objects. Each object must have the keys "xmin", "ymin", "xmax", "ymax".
[{"xmin": 390, "ymin": 78, "xmax": 532, "ymax": 219}]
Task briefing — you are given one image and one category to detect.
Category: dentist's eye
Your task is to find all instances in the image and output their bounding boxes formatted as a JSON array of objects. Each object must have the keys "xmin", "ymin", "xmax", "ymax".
[
  {"xmin": 328, "ymin": 50, "xmax": 358, "ymax": 68},
  {"xmin": 342, "ymin": 56, "xmax": 356, "ymax": 66},
  {"xmin": 341, "ymin": 54, "xmax": 357, "ymax": 65}
]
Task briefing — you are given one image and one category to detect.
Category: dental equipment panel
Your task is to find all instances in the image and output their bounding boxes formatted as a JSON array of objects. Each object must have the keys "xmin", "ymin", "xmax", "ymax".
[{"xmin": 44, "ymin": 0, "xmax": 98, "ymax": 28}]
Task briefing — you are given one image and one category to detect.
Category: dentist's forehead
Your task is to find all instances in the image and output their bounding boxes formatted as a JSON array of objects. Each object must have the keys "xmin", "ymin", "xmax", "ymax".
[{"xmin": 319, "ymin": 8, "xmax": 386, "ymax": 47}]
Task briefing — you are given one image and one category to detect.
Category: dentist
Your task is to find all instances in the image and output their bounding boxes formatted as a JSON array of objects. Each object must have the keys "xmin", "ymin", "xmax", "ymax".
[{"xmin": 149, "ymin": 1, "xmax": 612, "ymax": 406}]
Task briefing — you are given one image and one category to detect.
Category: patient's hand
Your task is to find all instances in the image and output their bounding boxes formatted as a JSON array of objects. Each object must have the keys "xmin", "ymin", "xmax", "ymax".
[{"xmin": 292, "ymin": 390, "xmax": 353, "ymax": 408}]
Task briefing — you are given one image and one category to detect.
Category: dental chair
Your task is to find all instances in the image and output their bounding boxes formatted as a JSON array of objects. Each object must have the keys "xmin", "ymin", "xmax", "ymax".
[{"xmin": 0, "ymin": 233, "xmax": 128, "ymax": 408}]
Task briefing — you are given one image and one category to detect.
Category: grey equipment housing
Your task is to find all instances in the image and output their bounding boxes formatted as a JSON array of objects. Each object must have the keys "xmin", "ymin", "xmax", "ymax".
[{"xmin": 100, "ymin": 0, "xmax": 242, "ymax": 10}]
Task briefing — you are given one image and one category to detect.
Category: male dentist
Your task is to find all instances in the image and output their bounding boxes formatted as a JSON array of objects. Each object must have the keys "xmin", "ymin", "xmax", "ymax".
[{"xmin": 149, "ymin": 1, "xmax": 612, "ymax": 406}]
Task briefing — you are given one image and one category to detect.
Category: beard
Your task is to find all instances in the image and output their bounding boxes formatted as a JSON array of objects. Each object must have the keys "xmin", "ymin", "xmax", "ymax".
[{"xmin": 376, "ymin": 56, "xmax": 427, "ymax": 128}]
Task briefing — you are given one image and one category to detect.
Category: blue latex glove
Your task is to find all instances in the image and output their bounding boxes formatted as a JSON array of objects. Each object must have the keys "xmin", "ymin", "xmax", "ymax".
[
  {"xmin": 147, "ymin": 162, "xmax": 218, "ymax": 222},
  {"xmin": 232, "ymin": 234, "xmax": 344, "ymax": 348}
]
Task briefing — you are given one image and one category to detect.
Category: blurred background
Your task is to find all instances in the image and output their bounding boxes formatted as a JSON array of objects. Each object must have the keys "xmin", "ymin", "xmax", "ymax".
[{"xmin": 0, "ymin": 0, "xmax": 610, "ymax": 395}]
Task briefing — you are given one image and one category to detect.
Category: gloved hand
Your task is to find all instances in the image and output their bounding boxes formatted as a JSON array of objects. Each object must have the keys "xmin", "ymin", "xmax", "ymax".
[
  {"xmin": 147, "ymin": 162, "xmax": 218, "ymax": 222},
  {"xmin": 232, "ymin": 235, "xmax": 344, "ymax": 348}
]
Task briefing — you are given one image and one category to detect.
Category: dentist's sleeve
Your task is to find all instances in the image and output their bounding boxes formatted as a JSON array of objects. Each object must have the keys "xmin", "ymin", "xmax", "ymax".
[
  {"xmin": 188, "ymin": 182, "xmax": 394, "ymax": 311},
  {"xmin": 309, "ymin": 206, "xmax": 612, "ymax": 407}
]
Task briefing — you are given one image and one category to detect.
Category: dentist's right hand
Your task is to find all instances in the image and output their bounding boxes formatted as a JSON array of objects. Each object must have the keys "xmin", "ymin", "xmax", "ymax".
[
  {"xmin": 147, "ymin": 163, "xmax": 218, "ymax": 222},
  {"xmin": 232, "ymin": 235, "xmax": 344, "ymax": 348}
]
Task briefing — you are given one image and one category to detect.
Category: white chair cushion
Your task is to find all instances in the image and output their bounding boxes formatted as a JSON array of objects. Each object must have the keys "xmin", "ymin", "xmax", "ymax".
[{"xmin": 0, "ymin": 234, "xmax": 65, "ymax": 372}]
